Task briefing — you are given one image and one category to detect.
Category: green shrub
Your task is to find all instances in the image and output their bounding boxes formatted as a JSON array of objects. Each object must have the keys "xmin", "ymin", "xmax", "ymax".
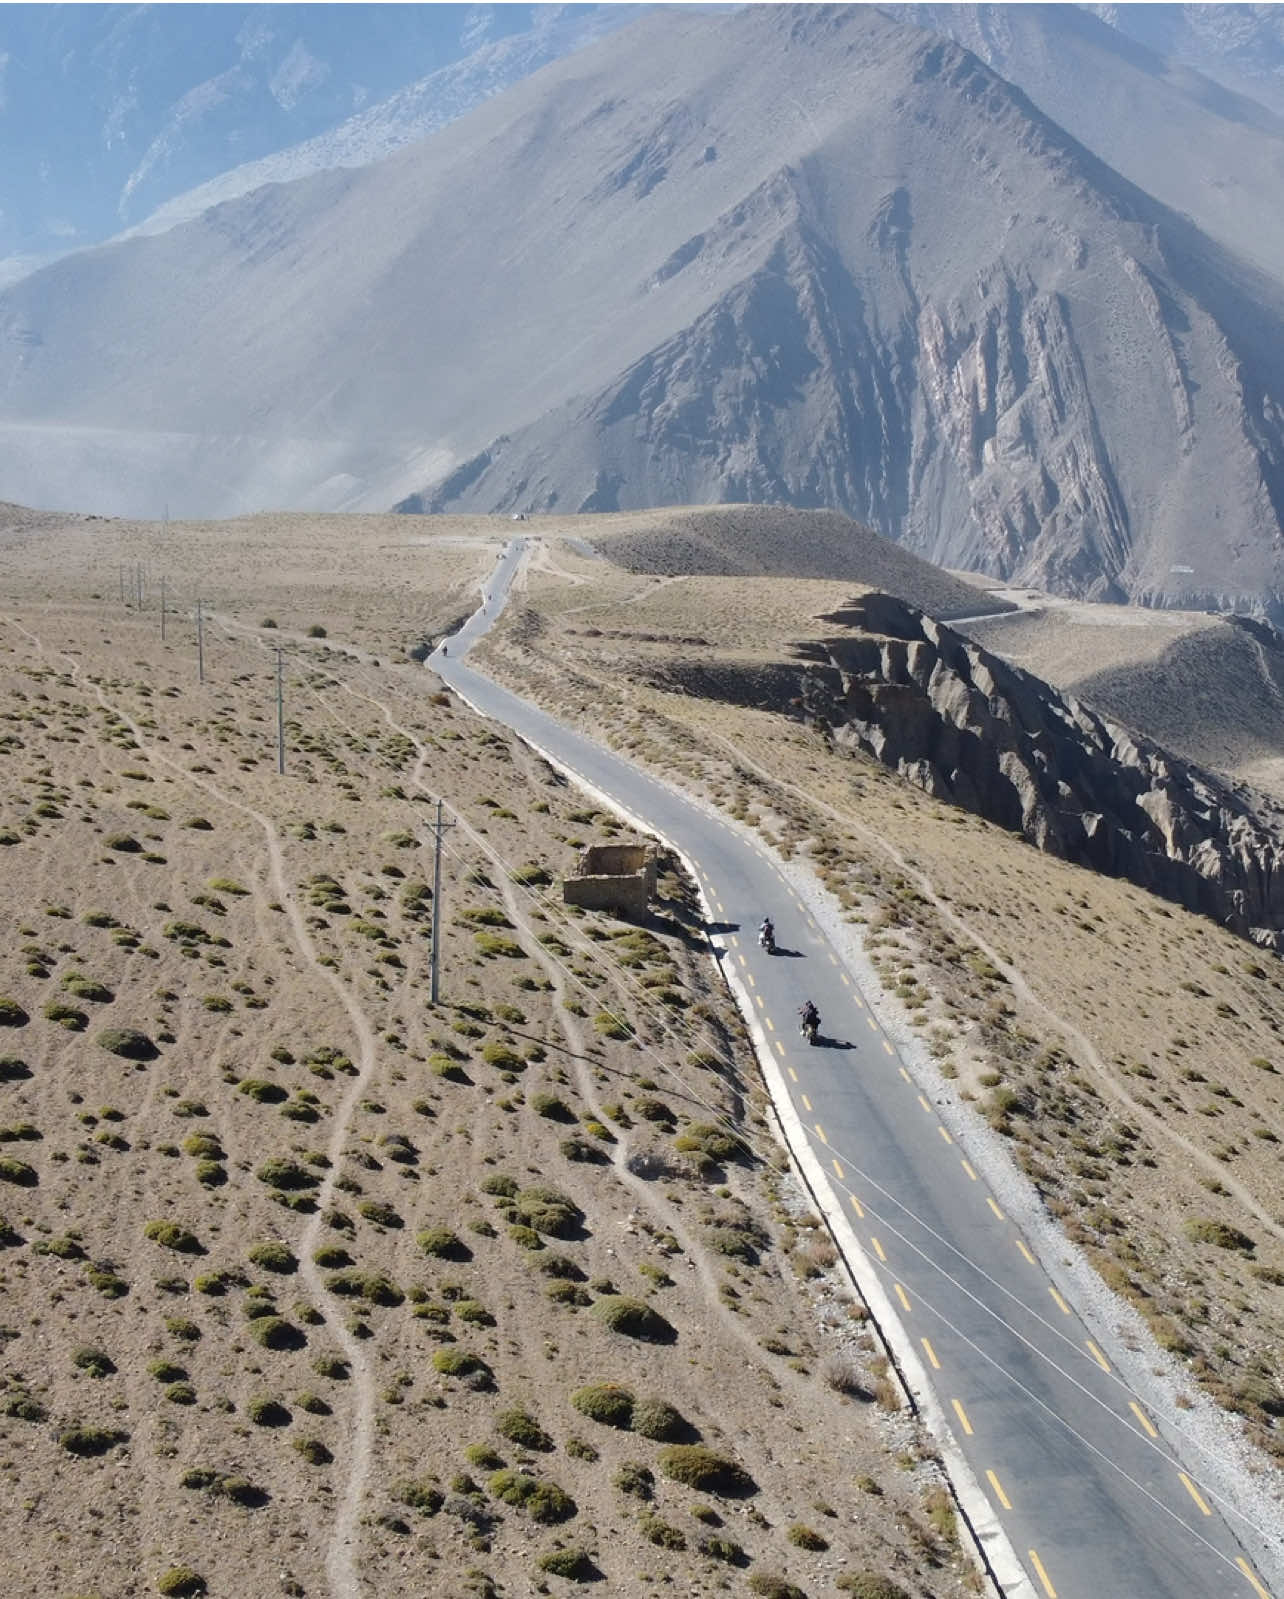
[
  {"xmin": 571, "ymin": 1384, "xmax": 634, "ymax": 1429},
  {"xmin": 238, "ymin": 1078, "xmax": 287, "ymax": 1104},
  {"xmin": 639, "ymin": 1510, "xmax": 686, "ymax": 1549},
  {"xmin": 148, "ymin": 1360, "xmax": 186, "ymax": 1383},
  {"xmin": 480, "ymin": 1173, "xmax": 518, "ymax": 1198},
  {"xmin": 698, "ymin": 1534, "xmax": 746, "ymax": 1564},
  {"xmin": 536, "ymin": 1546, "xmax": 594, "ymax": 1579},
  {"xmin": 657, "ymin": 1445, "xmax": 754, "ymax": 1496},
  {"xmin": 306, "ymin": 624, "xmax": 327, "ymax": 638},
  {"xmin": 166, "ymin": 1382, "xmax": 197, "ymax": 1405},
  {"xmin": 592, "ymin": 1013, "xmax": 633, "ymax": 1041},
  {"xmin": 2, "ymin": 1385, "xmax": 46, "ymax": 1421},
  {"xmin": 417, "ymin": 1227, "xmax": 468, "ymax": 1259},
  {"xmin": 60, "ymin": 1424, "xmax": 128, "ymax": 1456},
  {"xmin": 256, "ymin": 1158, "xmax": 317, "ymax": 1191},
  {"xmin": 393, "ymin": 1478, "xmax": 444, "ymax": 1515},
  {"xmin": 0, "ymin": 1158, "xmax": 37, "ymax": 1187},
  {"xmin": 530, "ymin": 1091, "xmax": 574, "ymax": 1121},
  {"xmin": 432, "ymin": 1348, "xmax": 485, "ymax": 1378},
  {"xmin": 326, "ymin": 1270, "xmax": 404, "ymax": 1307},
  {"xmin": 294, "ymin": 1436, "xmax": 332, "ymax": 1465},
  {"xmin": 72, "ymin": 1345, "xmax": 116, "ymax": 1378},
  {"xmin": 182, "ymin": 1133, "xmax": 223, "ymax": 1159},
  {"xmin": 357, "ymin": 1200, "xmax": 401, "ymax": 1228},
  {"xmin": 613, "ymin": 1460, "xmax": 653, "ymax": 1499},
  {"xmin": 43, "ymin": 1000, "xmax": 87, "ymax": 1030},
  {"xmin": 63, "ymin": 975, "xmax": 113, "ymax": 1003},
  {"xmin": 248, "ymin": 1242, "xmax": 297, "ymax": 1274},
  {"xmin": 0, "ymin": 999, "xmax": 28, "ymax": 1027},
  {"xmin": 488, "ymin": 1469, "xmax": 576, "ymax": 1523},
  {"xmin": 156, "ymin": 1567, "xmax": 206, "ymax": 1597},
  {"xmin": 249, "ymin": 1316, "xmax": 303, "ymax": 1350},
  {"xmin": 509, "ymin": 1223, "xmax": 544, "ymax": 1250},
  {"xmin": 313, "ymin": 1245, "xmax": 352, "ymax": 1269},
  {"xmin": 591, "ymin": 1296, "xmax": 673, "ymax": 1342},
  {"xmin": 482, "ymin": 1041, "xmax": 524, "ymax": 1070},
  {"xmin": 496, "ymin": 1405, "xmax": 553, "ymax": 1451},
  {"xmin": 565, "ymin": 1436, "xmax": 598, "ymax": 1462},
  {"xmin": 632, "ymin": 1396, "xmax": 689, "ymax": 1442},
  {"xmin": 96, "ymin": 1027, "xmax": 157, "ymax": 1060},
  {"xmin": 144, "ymin": 1220, "xmax": 203, "ymax": 1254}
]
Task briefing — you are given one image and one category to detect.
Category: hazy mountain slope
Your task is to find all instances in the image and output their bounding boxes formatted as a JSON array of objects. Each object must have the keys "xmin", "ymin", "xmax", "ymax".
[
  {"xmin": 0, "ymin": 4, "xmax": 628, "ymax": 274},
  {"xmin": 903, "ymin": 3, "xmax": 1284, "ymax": 282},
  {"xmin": 8, "ymin": 5, "xmax": 1284, "ymax": 616},
  {"xmin": 131, "ymin": 6, "xmax": 645, "ymax": 241},
  {"xmin": 1089, "ymin": 3, "xmax": 1284, "ymax": 120}
]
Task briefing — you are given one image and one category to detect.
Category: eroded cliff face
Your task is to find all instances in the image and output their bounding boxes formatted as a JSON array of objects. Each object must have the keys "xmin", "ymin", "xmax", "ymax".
[{"xmin": 793, "ymin": 593, "xmax": 1284, "ymax": 945}]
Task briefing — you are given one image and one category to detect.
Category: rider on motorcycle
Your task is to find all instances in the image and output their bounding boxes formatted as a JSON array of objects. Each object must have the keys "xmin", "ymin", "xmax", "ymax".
[
  {"xmin": 799, "ymin": 999, "xmax": 820, "ymax": 1035},
  {"xmin": 759, "ymin": 917, "xmax": 775, "ymax": 949}
]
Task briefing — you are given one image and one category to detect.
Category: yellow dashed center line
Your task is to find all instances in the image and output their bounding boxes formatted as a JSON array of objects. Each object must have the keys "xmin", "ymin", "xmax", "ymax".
[
  {"xmin": 866, "ymin": 1015, "xmax": 878, "ymax": 1030},
  {"xmin": 840, "ymin": 971, "xmax": 851, "ymax": 987},
  {"xmin": 898, "ymin": 1065, "xmax": 911, "ymax": 1083},
  {"xmin": 882, "ymin": 1039, "xmax": 893, "ymax": 1056},
  {"xmin": 714, "ymin": 899, "xmax": 724, "ymax": 914},
  {"xmin": 746, "ymin": 971, "xmax": 755, "ymax": 988},
  {"xmin": 800, "ymin": 1094, "xmax": 812, "ymax": 1113},
  {"xmin": 917, "ymin": 1093, "xmax": 932, "ymax": 1113},
  {"xmin": 961, "ymin": 1159, "xmax": 978, "ymax": 1181},
  {"xmin": 1086, "ymin": 1339, "xmax": 1110, "ymax": 1373},
  {"xmin": 986, "ymin": 1196, "xmax": 1004, "ymax": 1221},
  {"xmin": 894, "ymin": 1283, "xmax": 911, "ymax": 1313},
  {"xmin": 870, "ymin": 1236, "xmax": 887, "ymax": 1262},
  {"xmin": 937, "ymin": 1124, "xmax": 953, "ymax": 1145},
  {"xmin": 787, "ymin": 1065, "xmax": 798, "ymax": 1083},
  {"xmin": 814, "ymin": 1122, "xmax": 827, "ymax": 1144},
  {"xmin": 1028, "ymin": 1548, "xmax": 1058, "ymax": 1597},
  {"xmin": 853, "ymin": 994, "xmax": 864, "ymax": 1008},
  {"xmin": 920, "ymin": 1337, "xmax": 940, "ymax": 1370},
  {"xmin": 831, "ymin": 1158, "xmax": 844, "ymax": 1180},
  {"xmin": 951, "ymin": 1398, "xmax": 974, "ymax": 1436},
  {"xmin": 986, "ymin": 1468, "xmax": 1012, "ymax": 1511},
  {"xmin": 1049, "ymin": 1287, "xmax": 1071, "ymax": 1315},
  {"xmin": 828, "ymin": 951, "xmax": 839, "ymax": 966},
  {"xmin": 849, "ymin": 1194, "xmax": 865, "ymax": 1219},
  {"xmin": 1178, "ymin": 1472, "xmax": 1211, "ymax": 1516},
  {"xmin": 1237, "ymin": 1557, "xmax": 1271, "ymax": 1599},
  {"xmin": 764, "ymin": 1017, "xmax": 774, "ymax": 1032},
  {"xmin": 754, "ymin": 993, "xmax": 764, "ymax": 1010},
  {"xmin": 1129, "ymin": 1401, "xmax": 1158, "ymax": 1438},
  {"xmin": 736, "ymin": 953, "xmax": 746, "ymax": 968},
  {"xmin": 1016, "ymin": 1239, "xmax": 1036, "ymax": 1265}
]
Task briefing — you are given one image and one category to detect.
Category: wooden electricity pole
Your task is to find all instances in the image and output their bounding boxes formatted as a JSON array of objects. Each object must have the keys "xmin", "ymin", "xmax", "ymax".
[
  {"xmin": 196, "ymin": 597, "xmax": 205, "ymax": 684},
  {"xmin": 276, "ymin": 646, "xmax": 285, "ymax": 774},
  {"xmin": 429, "ymin": 800, "xmax": 456, "ymax": 1004}
]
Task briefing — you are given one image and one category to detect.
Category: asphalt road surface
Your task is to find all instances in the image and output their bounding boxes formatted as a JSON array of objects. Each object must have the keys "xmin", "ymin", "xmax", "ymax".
[{"xmin": 431, "ymin": 540, "xmax": 1277, "ymax": 1599}]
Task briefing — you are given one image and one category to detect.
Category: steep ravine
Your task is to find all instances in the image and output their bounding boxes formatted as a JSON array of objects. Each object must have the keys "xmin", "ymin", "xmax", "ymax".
[{"xmin": 644, "ymin": 591, "xmax": 1284, "ymax": 948}]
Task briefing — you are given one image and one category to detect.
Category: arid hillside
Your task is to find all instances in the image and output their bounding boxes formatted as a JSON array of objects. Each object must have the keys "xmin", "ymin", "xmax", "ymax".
[
  {"xmin": 0, "ymin": 508, "xmax": 979, "ymax": 1599},
  {"xmin": 473, "ymin": 537, "xmax": 1284, "ymax": 1468}
]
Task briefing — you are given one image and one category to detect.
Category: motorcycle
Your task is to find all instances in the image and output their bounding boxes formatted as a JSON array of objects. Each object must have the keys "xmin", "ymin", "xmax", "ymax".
[
  {"xmin": 758, "ymin": 923, "xmax": 775, "ymax": 954},
  {"xmin": 799, "ymin": 1008, "xmax": 819, "ymax": 1045}
]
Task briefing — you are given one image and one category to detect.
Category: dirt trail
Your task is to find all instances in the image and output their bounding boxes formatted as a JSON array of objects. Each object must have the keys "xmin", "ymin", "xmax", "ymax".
[{"xmin": 4, "ymin": 615, "xmax": 381, "ymax": 1599}]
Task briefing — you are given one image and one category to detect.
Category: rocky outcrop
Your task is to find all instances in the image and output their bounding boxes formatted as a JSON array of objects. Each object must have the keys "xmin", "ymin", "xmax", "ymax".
[{"xmin": 789, "ymin": 592, "xmax": 1284, "ymax": 945}]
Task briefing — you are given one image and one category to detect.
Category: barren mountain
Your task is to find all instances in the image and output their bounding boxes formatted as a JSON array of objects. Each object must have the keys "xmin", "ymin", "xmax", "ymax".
[{"xmin": 7, "ymin": 6, "xmax": 1284, "ymax": 616}]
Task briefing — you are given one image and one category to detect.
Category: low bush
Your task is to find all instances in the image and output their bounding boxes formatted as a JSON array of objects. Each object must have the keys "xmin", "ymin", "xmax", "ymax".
[
  {"xmin": 156, "ymin": 1567, "xmax": 206, "ymax": 1597},
  {"xmin": 60, "ymin": 1424, "xmax": 128, "ymax": 1456},
  {"xmin": 572, "ymin": 1384, "xmax": 634, "ymax": 1428},
  {"xmin": 1183, "ymin": 1218, "xmax": 1255, "ymax": 1253},
  {"xmin": 488, "ymin": 1468, "xmax": 576, "ymax": 1523},
  {"xmin": 632, "ymin": 1396, "xmax": 690, "ymax": 1442},
  {"xmin": 97, "ymin": 1027, "xmax": 157, "ymax": 1060},
  {"xmin": 432, "ymin": 1348, "xmax": 485, "ymax": 1378},
  {"xmin": 248, "ymin": 1242, "xmax": 297, "ymax": 1274},
  {"xmin": 0, "ymin": 999, "xmax": 28, "ymax": 1027},
  {"xmin": 747, "ymin": 1576, "xmax": 806, "ymax": 1599},
  {"xmin": 537, "ymin": 1547, "xmax": 594, "ymax": 1579},
  {"xmin": 788, "ymin": 1523, "xmax": 828, "ymax": 1550},
  {"xmin": 144, "ymin": 1220, "xmax": 203, "ymax": 1254},
  {"xmin": 393, "ymin": 1478, "xmax": 444, "ymax": 1515},
  {"xmin": 657, "ymin": 1445, "xmax": 754, "ymax": 1496},
  {"xmin": 613, "ymin": 1460, "xmax": 653, "ymax": 1500},
  {"xmin": 516, "ymin": 1186, "xmax": 582, "ymax": 1239},
  {"xmin": 0, "ymin": 1158, "xmax": 37, "ymax": 1187},
  {"xmin": 247, "ymin": 1397, "xmax": 291, "ymax": 1427},
  {"xmin": 238, "ymin": 1078, "xmax": 287, "ymax": 1104},
  {"xmin": 249, "ymin": 1316, "xmax": 304, "ymax": 1351},
  {"xmin": 835, "ymin": 1577, "xmax": 911, "ymax": 1599},
  {"xmin": 496, "ymin": 1405, "xmax": 553, "ymax": 1451},
  {"xmin": 417, "ymin": 1227, "xmax": 468, "ymax": 1260},
  {"xmin": 591, "ymin": 1296, "xmax": 674, "ymax": 1342}
]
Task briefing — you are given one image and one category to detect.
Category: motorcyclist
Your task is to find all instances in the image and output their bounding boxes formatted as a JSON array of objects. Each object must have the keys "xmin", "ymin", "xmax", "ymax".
[
  {"xmin": 799, "ymin": 1000, "xmax": 819, "ymax": 1037},
  {"xmin": 759, "ymin": 917, "xmax": 775, "ymax": 950}
]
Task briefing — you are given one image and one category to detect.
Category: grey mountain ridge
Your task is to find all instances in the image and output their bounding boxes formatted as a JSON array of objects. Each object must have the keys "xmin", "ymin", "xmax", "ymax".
[{"xmin": 6, "ymin": 5, "xmax": 1284, "ymax": 616}]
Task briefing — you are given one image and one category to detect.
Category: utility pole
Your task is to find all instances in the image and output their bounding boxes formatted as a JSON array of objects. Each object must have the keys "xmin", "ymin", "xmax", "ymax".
[
  {"xmin": 196, "ymin": 597, "xmax": 205, "ymax": 684},
  {"xmin": 428, "ymin": 799, "xmax": 456, "ymax": 1005},
  {"xmin": 136, "ymin": 564, "xmax": 143, "ymax": 610},
  {"xmin": 160, "ymin": 577, "xmax": 166, "ymax": 642},
  {"xmin": 275, "ymin": 646, "xmax": 285, "ymax": 774},
  {"xmin": 119, "ymin": 565, "xmax": 126, "ymax": 606}
]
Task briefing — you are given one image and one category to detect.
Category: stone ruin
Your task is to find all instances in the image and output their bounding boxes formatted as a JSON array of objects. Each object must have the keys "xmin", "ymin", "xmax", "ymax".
[{"xmin": 562, "ymin": 842, "xmax": 657, "ymax": 918}]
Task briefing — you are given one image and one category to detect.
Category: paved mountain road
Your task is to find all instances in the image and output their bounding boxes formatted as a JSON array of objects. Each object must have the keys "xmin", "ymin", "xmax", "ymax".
[{"xmin": 431, "ymin": 539, "xmax": 1276, "ymax": 1599}]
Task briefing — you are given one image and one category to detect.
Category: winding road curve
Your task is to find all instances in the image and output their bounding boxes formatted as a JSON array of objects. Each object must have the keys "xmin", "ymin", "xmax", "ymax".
[{"xmin": 429, "ymin": 539, "xmax": 1280, "ymax": 1599}]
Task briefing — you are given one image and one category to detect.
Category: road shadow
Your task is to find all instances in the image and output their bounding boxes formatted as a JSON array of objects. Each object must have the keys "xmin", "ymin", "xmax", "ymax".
[{"xmin": 765, "ymin": 945, "xmax": 805, "ymax": 959}]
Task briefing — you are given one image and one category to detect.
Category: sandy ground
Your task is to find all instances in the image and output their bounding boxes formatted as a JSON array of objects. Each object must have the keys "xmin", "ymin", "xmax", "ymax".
[{"xmin": 0, "ymin": 505, "xmax": 983, "ymax": 1599}]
